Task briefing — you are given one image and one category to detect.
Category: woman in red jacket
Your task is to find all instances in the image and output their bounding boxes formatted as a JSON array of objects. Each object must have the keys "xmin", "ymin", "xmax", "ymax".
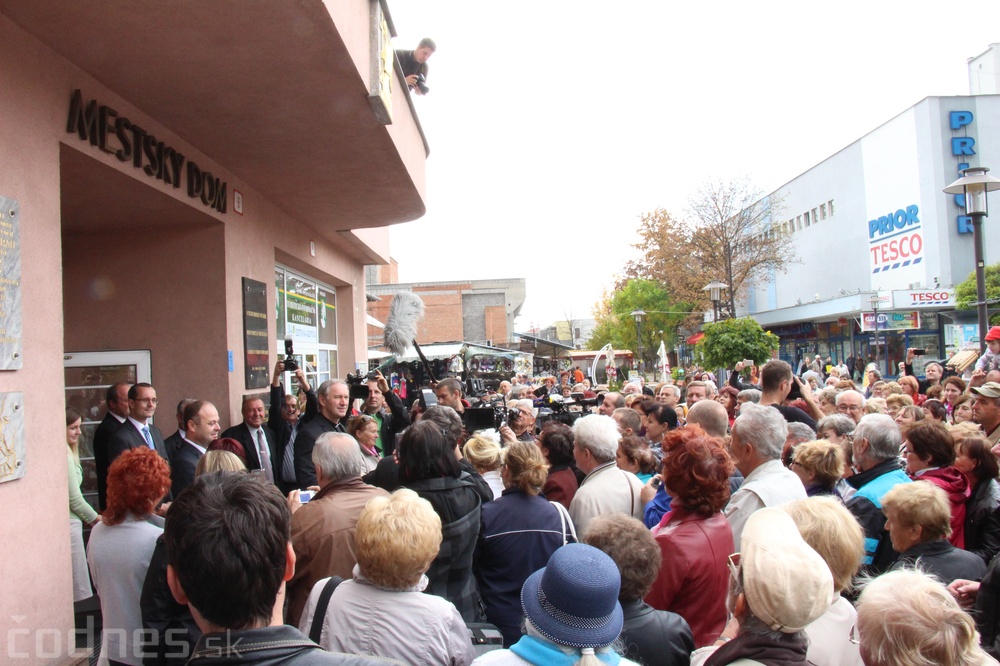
[
  {"xmin": 904, "ymin": 420, "xmax": 969, "ymax": 548},
  {"xmin": 644, "ymin": 425, "xmax": 734, "ymax": 648}
]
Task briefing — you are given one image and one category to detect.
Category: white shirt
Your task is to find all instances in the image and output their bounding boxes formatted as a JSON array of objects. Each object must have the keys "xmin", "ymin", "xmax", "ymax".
[{"xmin": 724, "ymin": 459, "xmax": 806, "ymax": 549}]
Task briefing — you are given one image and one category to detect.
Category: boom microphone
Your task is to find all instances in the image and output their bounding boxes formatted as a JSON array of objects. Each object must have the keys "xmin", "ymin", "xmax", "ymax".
[
  {"xmin": 384, "ymin": 291, "xmax": 436, "ymax": 382},
  {"xmin": 384, "ymin": 291, "xmax": 423, "ymax": 355}
]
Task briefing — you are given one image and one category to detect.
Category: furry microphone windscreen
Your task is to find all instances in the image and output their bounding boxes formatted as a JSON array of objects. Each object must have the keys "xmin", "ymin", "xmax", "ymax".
[{"xmin": 384, "ymin": 291, "xmax": 425, "ymax": 355}]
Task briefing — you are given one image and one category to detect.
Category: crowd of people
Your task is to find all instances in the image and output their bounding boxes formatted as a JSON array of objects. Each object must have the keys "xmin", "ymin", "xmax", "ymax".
[{"xmin": 66, "ymin": 328, "xmax": 1000, "ymax": 665}]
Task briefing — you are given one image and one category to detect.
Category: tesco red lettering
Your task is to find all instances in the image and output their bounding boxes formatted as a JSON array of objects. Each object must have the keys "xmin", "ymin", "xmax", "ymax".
[
  {"xmin": 869, "ymin": 232, "xmax": 922, "ymax": 266},
  {"xmin": 910, "ymin": 292, "xmax": 951, "ymax": 303}
]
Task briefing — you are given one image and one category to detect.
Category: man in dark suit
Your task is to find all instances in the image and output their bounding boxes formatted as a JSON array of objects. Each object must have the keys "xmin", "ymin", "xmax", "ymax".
[
  {"xmin": 294, "ymin": 380, "xmax": 350, "ymax": 488},
  {"xmin": 169, "ymin": 400, "xmax": 220, "ymax": 497},
  {"xmin": 108, "ymin": 382, "xmax": 170, "ymax": 463},
  {"xmin": 268, "ymin": 361, "xmax": 317, "ymax": 494},
  {"xmin": 164, "ymin": 398, "xmax": 196, "ymax": 460},
  {"xmin": 93, "ymin": 381, "xmax": 131, "ymax": 510},
  {"xmin": 221, "ymin": 396, "xmax": 278, "ymax": 483}
]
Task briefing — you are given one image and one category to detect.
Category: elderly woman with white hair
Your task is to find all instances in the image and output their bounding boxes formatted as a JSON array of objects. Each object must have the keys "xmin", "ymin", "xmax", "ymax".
[
  {"xmin": 861, "ymin": 569, "xmax": 997, "ymax": 666},
  {"xmin": 300, "ymin": 488, "xmax": 475, "ymax": 666}
]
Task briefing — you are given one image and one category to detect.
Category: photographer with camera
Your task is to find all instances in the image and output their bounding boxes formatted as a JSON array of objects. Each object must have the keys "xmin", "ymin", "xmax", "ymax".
[
  {"xmin": 500, "ymin": 399, "xmax": 537, "ymax": 444},
  {"xmin": 359, "ymin": 370, "xmax": 409, "ymax": 458},
  {"xmin": 395, "ymin": 38, "xmax": 435, "ymax": 95}
]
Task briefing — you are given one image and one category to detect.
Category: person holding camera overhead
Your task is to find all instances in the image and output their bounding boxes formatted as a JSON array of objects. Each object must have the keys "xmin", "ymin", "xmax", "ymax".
[{"xmin": 395, "ymin": 38, "xmax": 435, "ymax": 95}]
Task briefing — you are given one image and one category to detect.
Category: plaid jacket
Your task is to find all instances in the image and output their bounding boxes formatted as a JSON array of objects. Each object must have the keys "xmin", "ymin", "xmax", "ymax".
[{"xmin": 406, "ymin": 473, "xmax": 483, "ymax": 622}]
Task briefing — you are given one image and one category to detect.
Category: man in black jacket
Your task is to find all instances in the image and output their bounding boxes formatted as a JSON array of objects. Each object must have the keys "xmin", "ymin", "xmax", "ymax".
[
  {"xmin": 294, "ymin": 380, "xmax": 349, "ymax": 488},
  {"xmin": 269, "ymin": 361, "xmax": 318, "ymax": 494},
  {"xmin": 93, "ymin": 381, "xmax": 131, "ymax": 510}
]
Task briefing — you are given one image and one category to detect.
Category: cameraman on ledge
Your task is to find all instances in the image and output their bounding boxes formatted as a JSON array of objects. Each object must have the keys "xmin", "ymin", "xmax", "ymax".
[{"xmin": 395, "ymin": 38, "xmax": 435, "ymax": 95}]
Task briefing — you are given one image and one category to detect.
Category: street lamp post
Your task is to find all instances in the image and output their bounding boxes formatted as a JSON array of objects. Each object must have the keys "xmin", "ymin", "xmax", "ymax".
[
  {"xmin": 945, "ymin": 166, "xmax": 1000, "ymax": 355},
  {"xmin": 703, "ymin": 281, "xmax": 728, "ymax": 322},
  {"xmin": 870, "ymin": 294, "xmax": 883, "ymax": 376},
  {"xmin": 631, "ymin": 309, "xmax": 646, "ymax": 375}
]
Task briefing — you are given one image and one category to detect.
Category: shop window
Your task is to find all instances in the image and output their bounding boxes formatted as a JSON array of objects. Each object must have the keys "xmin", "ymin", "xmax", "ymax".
[{"xmin": 275, "ymin": 265, "xmax": 338, "ymax": 387}]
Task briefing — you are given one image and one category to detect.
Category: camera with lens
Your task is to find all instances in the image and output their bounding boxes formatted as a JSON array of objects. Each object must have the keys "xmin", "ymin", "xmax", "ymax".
[
  {"xmin": 345, "ymin": 370, "xmax": 380, "ymax": 402},
  {"xmin": 283, "ymin": 336, "xmax": 298, "ymax": 372},
  {"xmin": 415, "ymin": 73, "xmax": 430, "ymax": 95}
]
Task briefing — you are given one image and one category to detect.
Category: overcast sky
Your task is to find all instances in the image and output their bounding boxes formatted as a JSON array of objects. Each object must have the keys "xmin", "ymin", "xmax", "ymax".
[{"xmin": 385, "ymin": 1, "xmax": 1000, "ymax": 332}]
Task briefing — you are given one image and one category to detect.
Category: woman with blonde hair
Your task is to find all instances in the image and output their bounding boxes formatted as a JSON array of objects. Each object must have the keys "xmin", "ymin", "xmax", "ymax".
[
  {"xmin": 464, "ymin": 434, "xmax": 504, "ymax": 500},
  {"xmin": 789, "ymin": 440, "xmax": 845, "ymax": 497},
  {"xmin": 475, "ymin": 440, "xmax": 575, "ymax": 646},
  {"xmin": 194, "ymin": 449, "xmax": 246, "ymax": 476},
  {"xmin": 782, "ymin": 497, "xmax": 865, "ymax": 666},
  {"xmin": 347, "ymin": 414, "xmax": 381, "ymax": 474},
  {"xmin": 885, "ymin": 393, "xmax": 914, "ymax": 420},
  {"xmin": 300, "ymin": 488, "xmax": 474, "ymax": 665},
  {"xmin": 860, "ymin": 569, "xmax": 994, "ymax": 666}
]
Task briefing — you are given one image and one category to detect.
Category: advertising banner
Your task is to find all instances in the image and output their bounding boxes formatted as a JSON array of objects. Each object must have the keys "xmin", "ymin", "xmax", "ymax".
[{"xmin": 861, "ymin": 311, "xmax": 920, "ymax": 332}]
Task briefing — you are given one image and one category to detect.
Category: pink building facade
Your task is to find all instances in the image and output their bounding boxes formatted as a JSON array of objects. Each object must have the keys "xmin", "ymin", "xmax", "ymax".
[{"xmin": 0, "ymin": 2, "xmax": 426, "ymax": 660}]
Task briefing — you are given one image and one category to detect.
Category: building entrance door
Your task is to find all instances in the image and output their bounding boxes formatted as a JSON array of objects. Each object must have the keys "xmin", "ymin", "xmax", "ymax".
[{"xmin": 64, "ymin": 350, "xmax": 151, "ymax": 512}]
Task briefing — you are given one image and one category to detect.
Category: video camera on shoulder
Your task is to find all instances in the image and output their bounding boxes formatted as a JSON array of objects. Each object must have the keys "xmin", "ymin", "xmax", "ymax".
[{"xmin": 345, "ymin": 369, "xmax": 380, "ymax": 402}]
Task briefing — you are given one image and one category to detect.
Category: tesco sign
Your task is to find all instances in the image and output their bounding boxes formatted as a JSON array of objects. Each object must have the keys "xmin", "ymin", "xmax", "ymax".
[
  {"xmin": 892, "ymin": 289, "xmax": 956, "ymax": 309},
  {"xmin": 868, "ymin": 205, "xmax": 923, "ymax": 274}
]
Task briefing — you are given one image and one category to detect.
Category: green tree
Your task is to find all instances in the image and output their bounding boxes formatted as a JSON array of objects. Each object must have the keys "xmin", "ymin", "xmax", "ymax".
[
  {"xmin": 589, "ymin": 279, "xmax": 692, "ymax": 370},
  {"xmin": 954, "ymin": 262, "xmax": 1000, "ymax": 325},
  {"xmin": 694, "ymin": 317, "xmax": 778, "ymax": 370}
]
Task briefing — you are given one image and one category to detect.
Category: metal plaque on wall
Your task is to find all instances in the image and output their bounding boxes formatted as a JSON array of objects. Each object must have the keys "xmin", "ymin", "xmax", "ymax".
[
  {"xmin": 0, "ymin": 196, "xmax": 22, "ymax": 369},
  {"xmin": 0, "ymin": 392, "xmax": 25, "ymax": 483},
  {"xmin": 242, "ymin": 277, "xmax": 271, "ymax": 389}
]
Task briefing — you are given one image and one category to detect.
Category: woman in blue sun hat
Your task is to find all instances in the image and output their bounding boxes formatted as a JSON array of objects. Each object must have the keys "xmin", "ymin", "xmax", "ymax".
[{"xmin": 472, "ymin": 542, "xmax": 639, "ymax": 665}]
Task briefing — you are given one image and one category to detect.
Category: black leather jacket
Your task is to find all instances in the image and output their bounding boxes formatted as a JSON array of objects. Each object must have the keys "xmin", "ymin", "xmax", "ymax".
[
  {"xmin": 966, "ymin": 478, "xmax": 1000, "ymax": 564},
  {"xmin": 187, "ymin": 625, "xmax": 399, "ymax": 665},
  {"xmin": 617, "ymin": 599, "xmax": 694, "ymax": 666}
]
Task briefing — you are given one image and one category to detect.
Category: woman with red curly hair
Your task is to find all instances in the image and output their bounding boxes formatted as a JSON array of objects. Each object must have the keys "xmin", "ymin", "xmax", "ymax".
[
  {"xmin": 87, "ymin": 447, "xmax": 171, "ymax": 666},
  {"xmin": 644, "ymin": 425, "xmax": 734, "ymax": 648}
]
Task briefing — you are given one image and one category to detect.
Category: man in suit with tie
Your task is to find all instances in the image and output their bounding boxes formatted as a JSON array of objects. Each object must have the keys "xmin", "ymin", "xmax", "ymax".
[
  {"xmin": 221, "ymin": 396, "xmax": 278, "ymax": 483},
  {"xmin": 269, "ymin": 361, "xmax": 318, "ymax": 494},
  {"xmin": 93, "ymin": 381, "xmax": 132, "ymax": 510},
  {"xmin": 294, "ymin": 380, "xmax": 350, "ymax": 488},
  {"xmin": 169, "ymin": 400, "xmax": 221, "ymax": 497},
  {"xmin": 164, "ymin": 398, "xmax": 196, "ymax": 459},
  {"xmin": 108, "ymin": 382, "xmax": 170, "ymax": 464}
]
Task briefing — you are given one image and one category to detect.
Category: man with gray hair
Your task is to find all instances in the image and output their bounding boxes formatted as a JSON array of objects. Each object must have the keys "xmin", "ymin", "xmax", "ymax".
[
  {"xmin": 846, "ymin": 413, "xmax": 911, "ymax": 573},
  {"xmin": 836, "ymin": 389, "xmax": 866, "ymax": 424},
  {"xmin": 294, "ymin": 379, "xmax": 351, "ymax": 488},
  {"xmin": 569, "ymin": 414, "xmax": 644, "ymax": 535},
  {"xmin": 724, "ymin": 403, "xmax": 806, "ymax": 549},
  {"xmin": 286, "ymin": 431, "xmax": 389, "ymax": 626}
]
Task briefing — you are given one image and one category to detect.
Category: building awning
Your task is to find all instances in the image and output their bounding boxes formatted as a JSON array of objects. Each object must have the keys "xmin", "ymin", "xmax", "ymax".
[
  {"xmin": 686, "ymin": 332, "xmax": 705, "ymax": 345},
  {"xmin": 514, "ymin": 332, "xmax": 575, "ymax": 357}
]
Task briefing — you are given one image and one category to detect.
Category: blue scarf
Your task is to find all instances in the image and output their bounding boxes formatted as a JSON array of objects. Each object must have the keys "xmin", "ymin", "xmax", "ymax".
[{"xmin": 509, "ymin": 635, "xmax": 621, "ymax": 666}]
